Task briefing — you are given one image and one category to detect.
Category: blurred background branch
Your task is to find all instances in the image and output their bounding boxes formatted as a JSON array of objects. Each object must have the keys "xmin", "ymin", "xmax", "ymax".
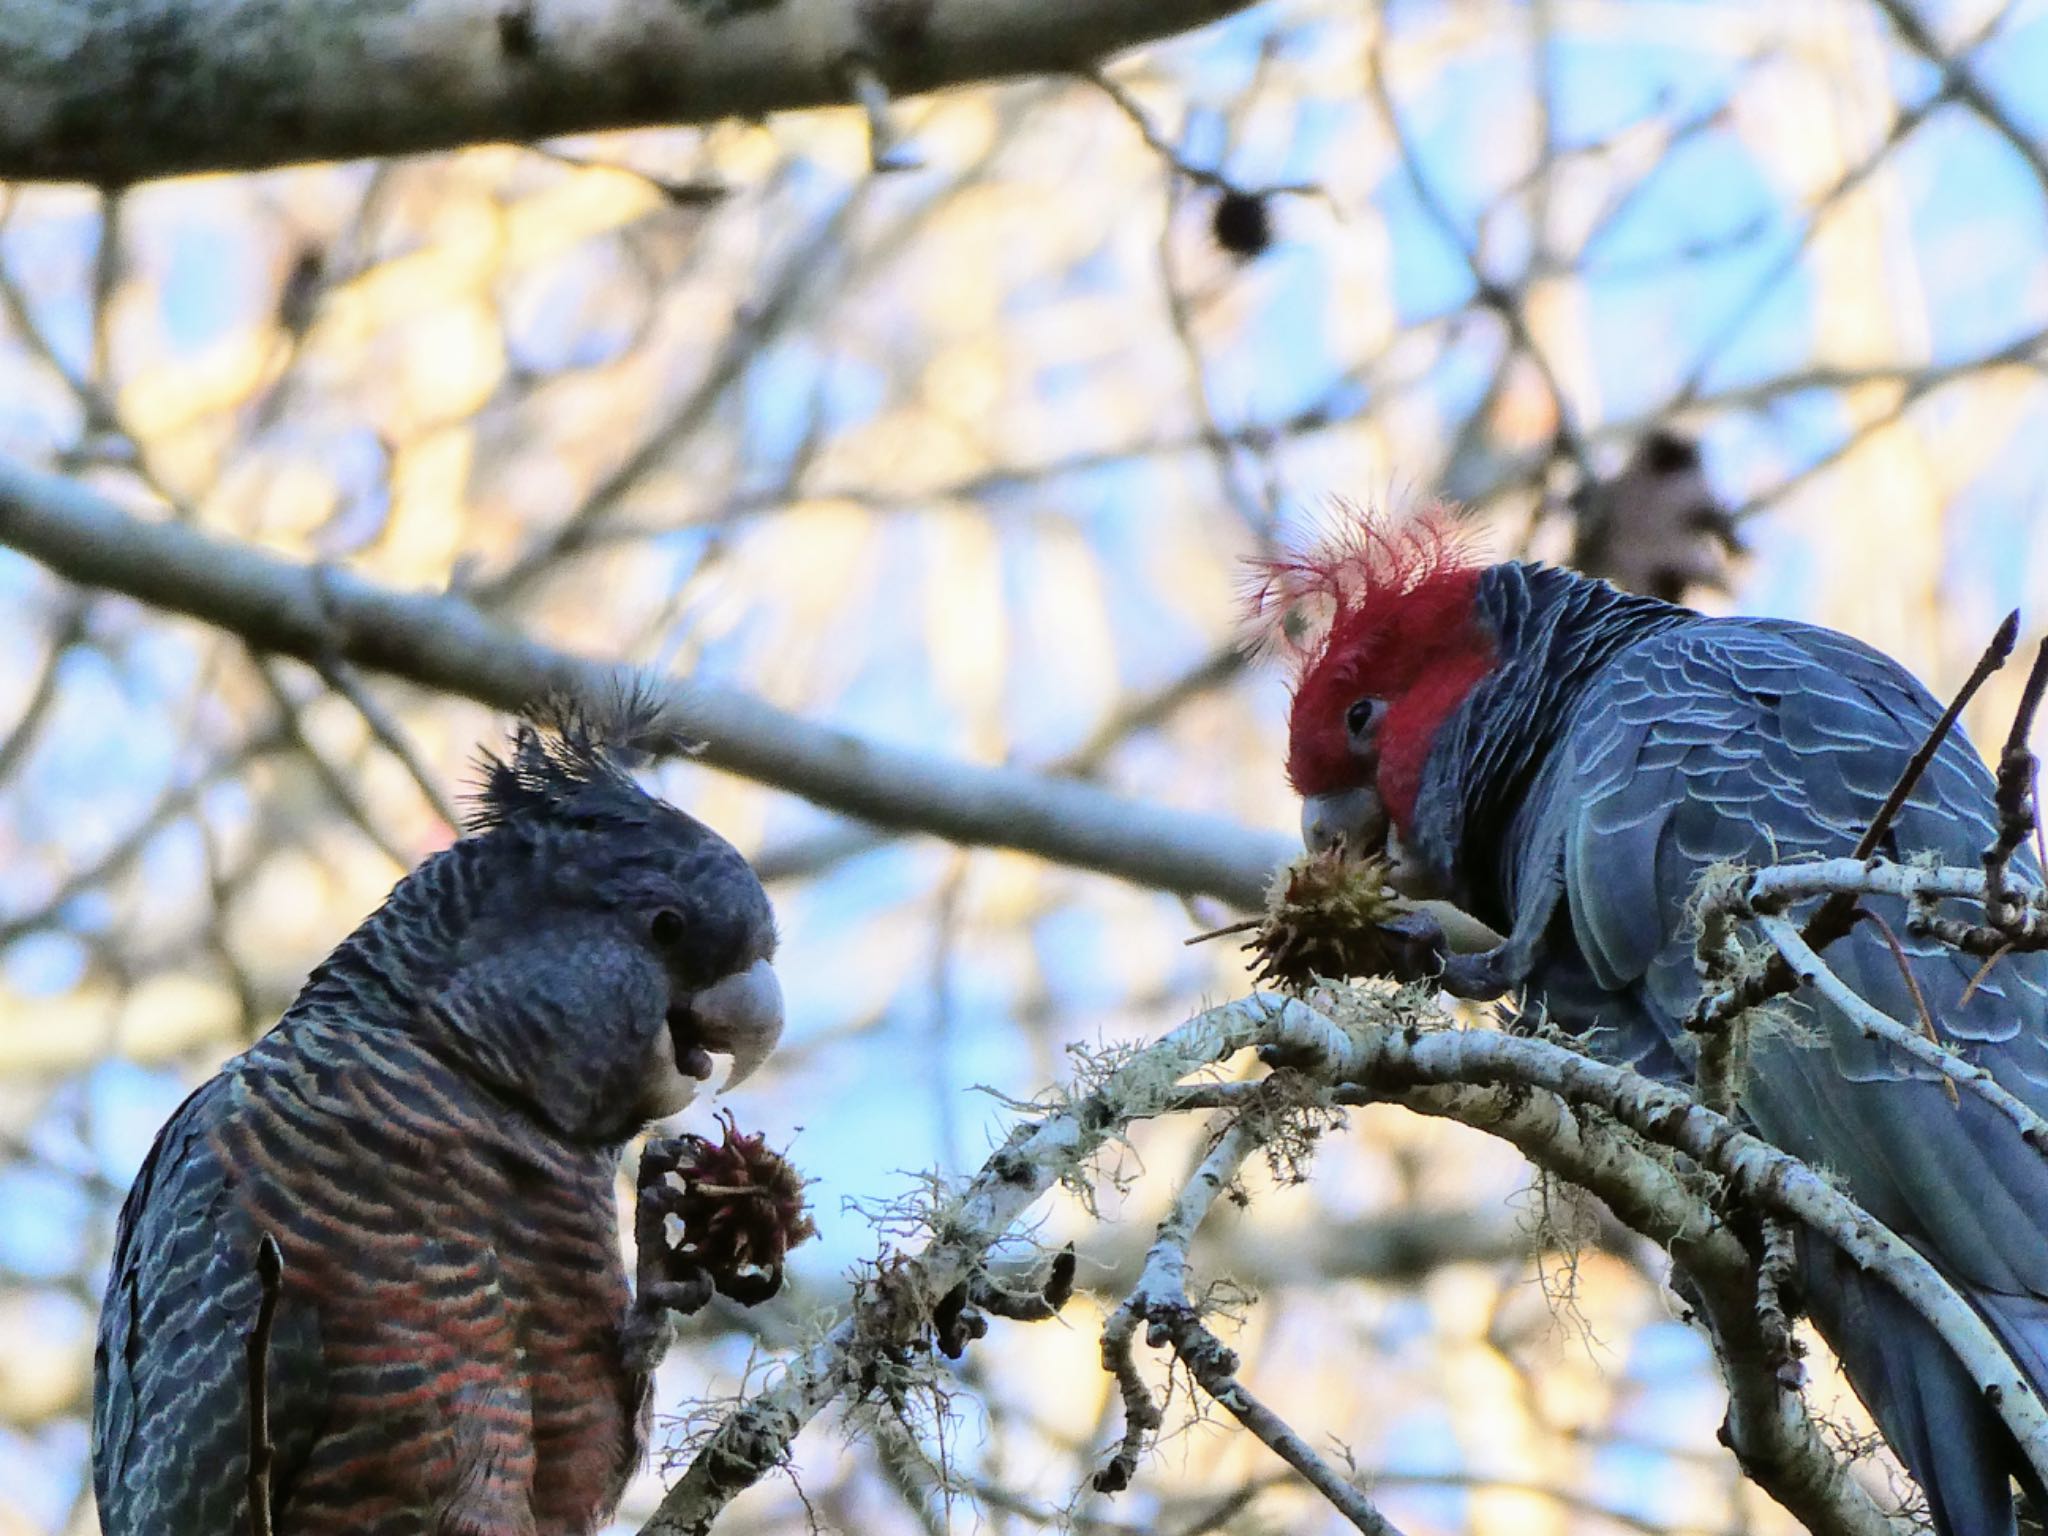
[{"xmin": 0, "ymin": 453, "xmax": 1294, "ymax": 907}]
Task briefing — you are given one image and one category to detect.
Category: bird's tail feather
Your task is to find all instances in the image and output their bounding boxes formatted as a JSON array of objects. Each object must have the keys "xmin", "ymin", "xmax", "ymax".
[
  {"xmin": 1805, "ymin": 1240, "xmax": 2023, "ymax": 1536},
  {"xmin": 1970, "ymin": 1288, "xmax": 2048, "ymax": 1520}
]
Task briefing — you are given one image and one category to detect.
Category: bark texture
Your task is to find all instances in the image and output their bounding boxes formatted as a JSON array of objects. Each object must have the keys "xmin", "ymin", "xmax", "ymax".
[{"xmin": 0, "ymin": 0, "xmax": 1260, "ymax": 185}]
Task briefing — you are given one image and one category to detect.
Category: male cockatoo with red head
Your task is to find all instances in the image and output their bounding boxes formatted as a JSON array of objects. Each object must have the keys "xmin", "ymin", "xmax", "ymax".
[{"xmin": 1261, "ymin": 507, "xmax": 2048, "ymax": 1536}]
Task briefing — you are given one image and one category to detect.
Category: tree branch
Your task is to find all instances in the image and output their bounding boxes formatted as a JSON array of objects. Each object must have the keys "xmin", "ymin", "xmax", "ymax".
[
  {"xmin": 639, "ymin": 994, "xmax": 1345, "ymax": 1534},
  {"xmin": 1344, "ymin": 1022, "xmax": 2048, "ymax": 1488},
  {"xmin": 1098, "ymin": 1114, "xmax": 1409, "ymax": 1535},
  {"xmin": 637, "ymin": 988, "xmax": 1943, "ymax": 1536},
  {"xmin": 1, "ymin": 0, "xmax": 1262, "ymax": 187},
  {"xmin": 1351, "ymin": 1071, "xmax": 1892, "ymax": 1536},
  {"xmin": 1756, "ymin": 912, "xmax": 2048, "ymax": 1149},
  {"xmin": 0, "ymin": 453, "xmax": 1287, "ymax": 907}
]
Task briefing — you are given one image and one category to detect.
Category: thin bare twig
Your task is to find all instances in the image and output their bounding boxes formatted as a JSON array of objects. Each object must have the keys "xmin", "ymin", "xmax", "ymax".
[
  {"xmin": 1084, "ymin": 68, "xmax": 1322, "ymax": 202},
  {"xmin": 307, "ymin": 652, "xmax": 461, "ymax": 831},
  {"xmin": 1986, "ymin": 637, "xmax": 2048, "ymax": 920},
  {"xmin": 0, "ymin": 594, "xmax": 87, "ymax": 784}
]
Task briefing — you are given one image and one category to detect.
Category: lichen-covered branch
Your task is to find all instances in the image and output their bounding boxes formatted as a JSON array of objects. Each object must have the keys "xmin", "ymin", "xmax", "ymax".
[
  {"xmin": 1344, "ymin": 1022, "xmax": 2048, "ymax": 1485},
  {"xmin": 0, "ymin": 0, "xmax": 1264, "ymax": 187},
  {"xmin": 638, "ymin": 994, "xmax": 1342, "ymax": 1534},
  {"xmin": 1756, "ymin": 912, "xmax": 2048, "ymax": 1148},
  {"xmin": 1747, "ymin": 855, "xmax": 2048, "ymax": 951},
  {"xmin": 1099, "ymin": 1115, "xmax": 1409, "ymax": 1536},
  {"xmin": 1360, "ymin": 1067, "xmax": 1892, "ymax": 1536},
  {"xmin": 636, "ymin": 986, "xmax": 1944, "ymax": 1536}
]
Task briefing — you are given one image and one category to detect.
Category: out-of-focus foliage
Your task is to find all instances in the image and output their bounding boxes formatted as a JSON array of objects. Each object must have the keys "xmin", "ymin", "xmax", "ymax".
[{"xmin": 4, "ymin": 1, "xmax": 2047, "ymax": 1531}]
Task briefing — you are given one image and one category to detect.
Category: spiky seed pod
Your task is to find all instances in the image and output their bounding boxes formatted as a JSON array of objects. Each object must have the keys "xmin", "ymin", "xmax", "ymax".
[
  {"xmin": 1248, "ymin": 850, "xmax": 1406, "ymax": 992},
  {"xmin": 653, "ymin": 1111, "xmax": 816, "ymax": 1290}
]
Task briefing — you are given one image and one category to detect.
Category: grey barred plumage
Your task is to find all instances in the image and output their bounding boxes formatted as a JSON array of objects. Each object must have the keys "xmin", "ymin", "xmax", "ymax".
[{"xmin": 93, "ymin": 706, "xmax": 785, "ymax": 1535}]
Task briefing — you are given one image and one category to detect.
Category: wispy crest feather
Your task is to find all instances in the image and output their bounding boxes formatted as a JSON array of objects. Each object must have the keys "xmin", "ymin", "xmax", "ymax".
[
  {"xmin": 1243, "ymin": 500, "xmax": 1478, "ymax": 671},
  {"xmin": 464, "ymin": 678, "xmax": 698, "ymax": 832}
]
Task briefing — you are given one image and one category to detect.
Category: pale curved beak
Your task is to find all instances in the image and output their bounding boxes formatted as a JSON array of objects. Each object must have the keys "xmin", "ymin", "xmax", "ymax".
[
  {"xmin": 1301, "ymin": 787, "xmax": 1387, "ymax": 859},
  {"xmin": 691, "ymin": 958, "xmax": 785, "ymax": 1091}
]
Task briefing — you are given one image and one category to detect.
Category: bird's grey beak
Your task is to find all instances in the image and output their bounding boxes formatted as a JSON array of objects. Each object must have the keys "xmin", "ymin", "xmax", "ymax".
[
  {"xmin": 690, "ymin": 958, "xmax": 785, "ymax": 1091},
  {"xmin": 1301, "ymin": 787, "xmax": 1387, "ymax": 859}
]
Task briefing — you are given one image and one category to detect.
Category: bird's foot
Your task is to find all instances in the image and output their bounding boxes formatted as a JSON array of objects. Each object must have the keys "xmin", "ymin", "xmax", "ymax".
[
  {"xmin": 1343, "ymin": 906, "xmax": 1526, "ymax": 1001},
  {"xmin": 621, "ymin": 1271, "xmax": 716, "ymax": 1374},
  {"xmin": 1373, "ymin": 909, "xmax": 1453, "ymax": 982},
  {"xmin": 631, "ymin": 1122, "xmax": 813, "ymax": 1339}
]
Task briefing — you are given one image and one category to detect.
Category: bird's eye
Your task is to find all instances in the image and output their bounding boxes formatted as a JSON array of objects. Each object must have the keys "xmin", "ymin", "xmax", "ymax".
[
  {"xmin": 1345, "ymin": 697, "xmax": 1386, "ymax": 741},
  {"xmin": 650, "ymin": 909, "xmax": 685, "ymax": 946}
]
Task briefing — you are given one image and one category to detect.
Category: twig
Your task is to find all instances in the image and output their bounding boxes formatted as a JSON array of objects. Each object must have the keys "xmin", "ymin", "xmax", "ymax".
[
  {"xmin": 246, "ymin": 1234, "xmax": 284, "ymax": 1536},
  {"xmin": 526, "ymin": 143, "xmax": 729, "ymax": 206},
  {"xmin": 307, "ymin": 652, "xmax": 461, "ymax": 831},
  {"xmin": 967, "ymin": 1244, "xmax": 1075, "ymax": 1324},
  {"xmin": 1151, "ymin": 1303, "xmax": 1406, "ymax": 1536},
  {"xmin": 1100, "ymin": 1116, "xmax": 1408, "ymax": 1536},
  {"xmin": 1096, "ymin": 1117, "xmax": 1258, "ymax": 1495},
  {"xmin": 1093, "ymin": 1313, "xmax": 1164, "ymax": 1496},
  {"xmin": 1084, "ymin": 67, "xmax": 1322, "ymax": 202},
  {"xmin": 251, "ymin": 657, "xmax": 413, "ymax": 870},
  {"xmin": 1364, "ymin": 40, "xmax": 1599, "ymax": 493},
  {"xmin": 845, "ymin": 61, "xmax": 923, "ymax": 173},
  {"xmin": 1985, "ymin": 637, "xmax": 2048, "ymax": 922},
  {"xmin": 0, "ymin": 741, "xmax": 280, "ymax": 946},
  {"xmin": 1855, "ymin": 910, "xmax": 1945, "ymax": 1069},
  {"xmin": 0, "ymin": 594, "xmax": 87, "ymax": 785},
  {"xmin": 1865, "ymin": 0, "xmax": 2048, "ymax": 203},
  {"xmin": 1184, "ymin": 917, "xmax": 1261, "ymax": 945},
  {"xmin": 1752, "ymin": 1218, "xmax": 1806, "ymax": 1391},
  {"xmin": 1852, "ymin": 612, "xmax": 2022, "ymax": 867},
  {"xmin": 1755, "ymin": 915, "xmax": 2048, "ymax": 1145},
  {"xmin": 1961, "ymin": 942, "xmax": 2015, "ymax": 1008},
  {"xmin": 1907, "ymin": 908, "xmax": 2048, "ymax": 956}
]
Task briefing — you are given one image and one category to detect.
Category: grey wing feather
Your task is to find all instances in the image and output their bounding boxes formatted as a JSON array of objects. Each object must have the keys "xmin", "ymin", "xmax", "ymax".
[
  {"xmin": 1503, "ymin": 614, "xmax": 2048, "ymax": 1535},
  {"xmin": 1552, "ymin": 619, "xmax": 2048, "ymax": 1280},
  {"xmin": 94, "ymin": 1073, "xmax": 324, "ymax": 1536}
]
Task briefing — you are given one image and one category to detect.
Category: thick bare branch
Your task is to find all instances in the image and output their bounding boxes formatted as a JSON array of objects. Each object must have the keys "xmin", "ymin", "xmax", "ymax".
[
  {"xmin": 0, "ymin": 454, "xmax": 1288, "ymax": 907},
  {"xmin": 0, "ymin": 0, "xmax": 1261, "ymax": 187}
]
